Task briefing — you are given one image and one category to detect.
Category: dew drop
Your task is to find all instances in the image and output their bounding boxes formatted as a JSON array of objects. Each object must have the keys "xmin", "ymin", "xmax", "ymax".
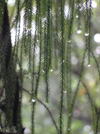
[
  {"xmin": 32, "ymin": 99, "xmax": 36, "ymax": 103},
  {"xmin": 63, "ymin": 90, "xmax": 66, "ymax": 93},
  {"xmin": 77, "ymin": 30, "xmax": 82, "ymax": 34},
  {"xmin": 67, "ymin": 40, "xmax": 71, "ymax": 43},
  {"xmin": 63, "ymin": 60, "xmax": 65, "ymax": 63},
  {"xmin": 68, "ymin": 128, "xmax": 70, "ymax": 131},
  {"xmin": 88, "ymin": 64, "xmax": 91, "ymax": 67},
  {"xmin": 29, "ymin": 76, "xmax": 31, "ymax": 79},
  {"xmin": 50, "ymin": 69, "xmax": 53, "ymax": 72},
  {"xmin": 84, "ymin": 33, "xmax": 89, "ymax": 36},
  {"xmin": 76, "ymin": 15, "xmax": 78, "ymax": 18}
]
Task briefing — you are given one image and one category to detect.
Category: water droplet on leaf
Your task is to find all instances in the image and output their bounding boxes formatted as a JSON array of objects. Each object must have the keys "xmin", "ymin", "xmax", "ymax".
[
  {"xmin": 76, "ymin": 15, "xmax": 78, "ymax": 18},
  {"xmin": 63, "ymin": 90, "xmax": 66, "ymax": 93},
  {"xmin": 88, "ymin": 64, "xmax": 91, "ymax": 67},
  {"xmin": 67, "ymin": 40, "xmax": 71, "ymax": 43},
  {"xmin": 32, "ymin": 99, "xmax": 36, "ymax": 103},
  {"xmin": 50, "ymin": 69, "xmax": 53, "ymax": 72},
  {"xmin": 29, "ymin": 76, "xmax": 31, "ymax": 79},
  {"xmin": 77, "ymin": 30, "xmax": 82, "ymax": 34},
  {"xmin": 84, "ymin": 33, "xmax": 89, "ymax": 36}
]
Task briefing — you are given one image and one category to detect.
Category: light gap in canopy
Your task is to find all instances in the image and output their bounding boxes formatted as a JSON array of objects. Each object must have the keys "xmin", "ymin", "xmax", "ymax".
[
  {"xmin": 11, "ymin": 9, "xmax": 36, "ymax": 46},
  {"xmin": 7, "ymin": 0, "xmax": 15, "ymax": 5}
]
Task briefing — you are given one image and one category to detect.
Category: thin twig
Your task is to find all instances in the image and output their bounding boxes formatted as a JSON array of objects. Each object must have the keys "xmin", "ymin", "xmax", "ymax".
[
  {"xmin": 22, "ymin": 88, "xmax": 59, "ymax": 134},
  {"xmin": 81, "ymin": 80, "xmax": 100, "ymax": 134},
  {"xmin": 81, "ymin": 81, "xmax": 94, "ymax": 108},
  {"xmin": 36, "ymin": 98, "xmax": 59, "ymax": 134},
  {"xmin": 22, "ymin": 87, "xmax": 31, "ymax": 95}
]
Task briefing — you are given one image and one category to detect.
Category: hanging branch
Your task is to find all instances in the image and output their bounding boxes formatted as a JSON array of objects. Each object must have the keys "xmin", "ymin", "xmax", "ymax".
[
  {"xmin": 90, "ymin": 51, "xmax": 100, "ymax": 133},
  {"xmin": 31, "ymin": 0, "xmax": 37, "ymax": 133},
  {"xmin": 58, "ymin": 0, "xmax": 65, "ymax": 133},
  {"xmin": 23, "ymin": 0, "xmax": 28, "ymax": 54},
  {"xmin": 27, "ymin": 0, "xmax": 33, "ymax": 71},
  {"xmin": 31, "ymin": 0, "xmax": 43, "ymax": 133},
  {"xmin": 66, "ymin": 47, "xmax": 86, "ymax": 134},
  {"xmin": 43, "ymin": 20, "xmax": 49, "ymax": 103},
  {"xmin": 34, "ymin": 0, "xmax": 42, "ymax": 98},
  {"xmin": 84, "ymin": 0, "xmax": 92, "ymax": 66},
  {"xmin": 66, "ymin": 0, "xmax": 74, "ymax": 133},
  {"xmin": 47, "ymin": 0, "xmax": 52, "ymax": 68},
  {"xmin": 54, "ymin": 0, "xmax": 59, "ymax": 70},
  {"xmin": 44, "ymin": 18, "xmax": 50, "ymax": 103},
  {"xmin": 45, "ymin": 0, "xmax": 52, "ymax": 103},
  {"xmin": 23, "ymin": 0, "xmax": 33, "ymax": 70},
  {"xmin": 66, "ymin": 0, "xmax": 74, "ymax": 114},
  {"xmin": 75, "ymin": 0, "xmax": 82, "ymax": 33},
  {"xmin": 67, "ymin": 0, "xmax": 74, "ymax": 40},
  {"xmin": 28, "ymin": 31, "xmax": 32, "ymax": 71},
  {"xmin": 13, "ymin": 0, "xmax": 20, "ymax": 68},
  {"xmin": 19, "ymin": 29, "xmax": 23, "ymax": 101},
  {"xmin": 31, "ymin": 4, "xmax": 37, "ymax": 134},
  {"xmin": 81, "ymin": 80, "xmax": 96, "ymax": 132},
  {"xmin": 87, "ymin": 0, "xmax": 92, "ymax": 66}
]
